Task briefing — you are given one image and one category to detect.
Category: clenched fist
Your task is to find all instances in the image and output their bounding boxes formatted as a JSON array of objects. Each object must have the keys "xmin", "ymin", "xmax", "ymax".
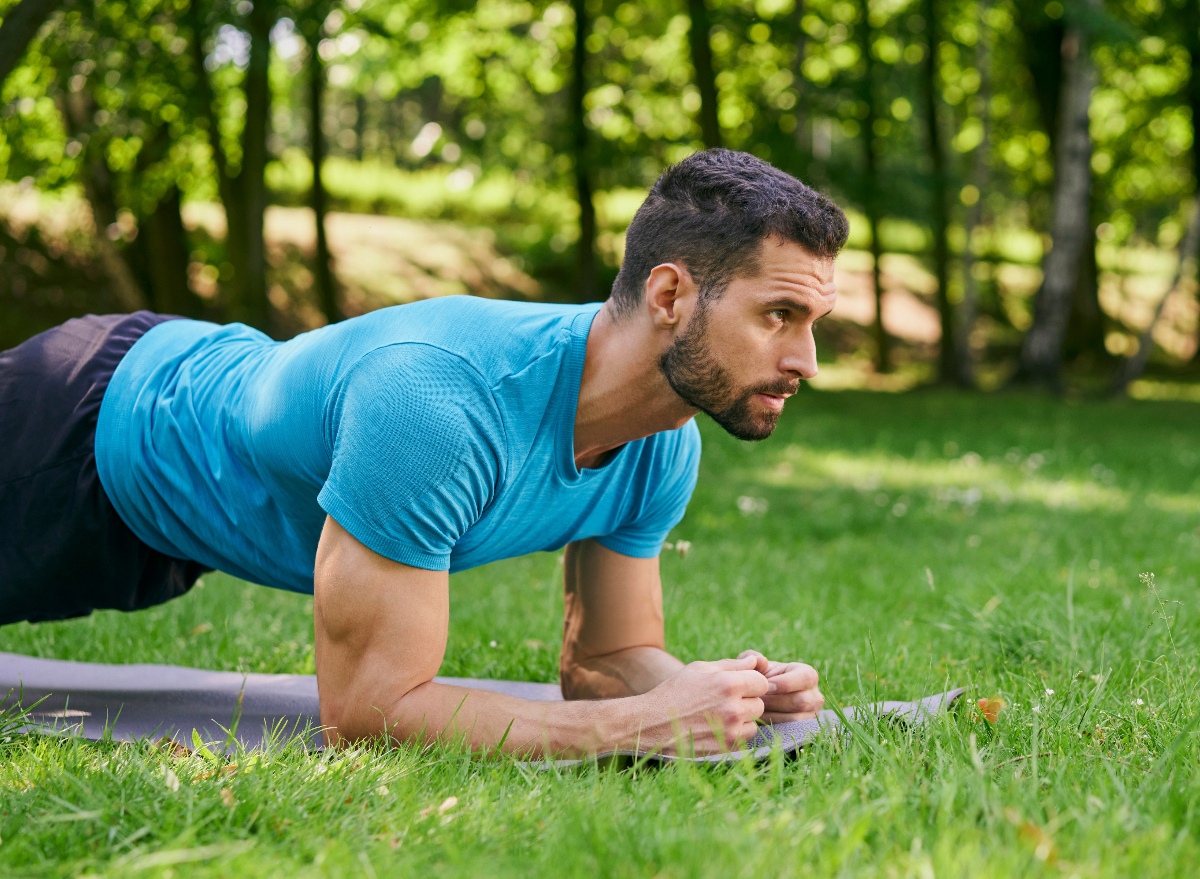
[
  {"xmin": 736, "ymin": 650, "xmax": 824, "ymax": 722},
  {"xmin": 635, "ymin": 655, "xmax": 771, "ymax": 754}
]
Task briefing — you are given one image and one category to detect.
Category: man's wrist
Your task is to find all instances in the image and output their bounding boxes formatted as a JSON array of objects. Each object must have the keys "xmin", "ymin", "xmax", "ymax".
[{"xmin": 550, "ymin": 691, "xmax": 651, "ymax": 755}]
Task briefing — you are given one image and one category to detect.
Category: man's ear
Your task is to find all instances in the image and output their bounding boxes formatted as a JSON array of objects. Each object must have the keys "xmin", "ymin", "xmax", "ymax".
[{"xmin": 644, "ymin": 263, "xmax": 691, "ymax": 330}]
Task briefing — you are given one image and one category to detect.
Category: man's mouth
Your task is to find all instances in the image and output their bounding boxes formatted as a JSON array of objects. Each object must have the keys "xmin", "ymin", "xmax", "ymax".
[{"xmin": 753, "ymin": 392, "xmax": 789, "ymax": 412}]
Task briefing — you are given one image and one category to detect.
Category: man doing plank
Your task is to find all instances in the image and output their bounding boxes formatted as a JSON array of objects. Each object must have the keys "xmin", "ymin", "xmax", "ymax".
[{"xmin": 0, "ymin": 149, "xmax": 848, "ymax": 757}]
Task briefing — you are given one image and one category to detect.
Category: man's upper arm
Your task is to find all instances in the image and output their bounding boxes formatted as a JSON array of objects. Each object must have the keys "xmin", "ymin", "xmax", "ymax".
[{"xmin": 313, "ymin": 515, "xmax": 450, "ymax": 742}]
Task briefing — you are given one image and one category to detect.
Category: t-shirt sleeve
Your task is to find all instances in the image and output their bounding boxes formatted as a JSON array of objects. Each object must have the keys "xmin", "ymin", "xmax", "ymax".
[
  {"xmin": 596, "ymin": 419, "xmax": 701, "ymax": 558},
  {"xmin": 317, "ymin": 344, "xmax": 505, "ymax": 570}
]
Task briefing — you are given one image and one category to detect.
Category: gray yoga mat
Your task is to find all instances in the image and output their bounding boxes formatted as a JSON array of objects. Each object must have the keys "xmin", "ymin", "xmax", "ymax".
[{"xmin": 0, "ymin": 652, "xmax": 965, "ymax": 763}]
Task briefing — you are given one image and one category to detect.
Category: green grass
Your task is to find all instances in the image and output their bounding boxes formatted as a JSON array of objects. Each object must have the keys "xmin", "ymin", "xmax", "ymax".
[{"xmin": 3, "ymin": 389, "xmax": 1199, "ymax": 877}]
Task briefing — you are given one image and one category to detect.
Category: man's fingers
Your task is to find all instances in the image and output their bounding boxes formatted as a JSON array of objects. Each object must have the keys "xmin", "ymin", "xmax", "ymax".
[
  {"xmin": 761, "ymin": 710, "xmax": 820, "ymax": 723},
  {"xmin": 721, "ymin": 669, "xmax": 770, "ymax": 697},
  {"xmin": 762, "ymin": 663, "xmax": 819, "ymax": 694},
  {"xmin": 736, "ymin": 650, "xmax": 771, "ymax": 675},
  {"xmin": 762, "ymin": 687, "xmax": 825, "ymax": 715},
  {"xmin": 705, "ymin": 655, "xmax": 762, "ymax": 673}
]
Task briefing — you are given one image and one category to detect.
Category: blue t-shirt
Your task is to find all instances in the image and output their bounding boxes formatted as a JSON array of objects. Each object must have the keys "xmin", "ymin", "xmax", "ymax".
[{"xmin": 95, "ymin": 297, "xmax": 700, "ymax": 593}]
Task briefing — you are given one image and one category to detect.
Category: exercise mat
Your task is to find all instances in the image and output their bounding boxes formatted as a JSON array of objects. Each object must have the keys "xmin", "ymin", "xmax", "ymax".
[{"xmin": 0, "ymin": 652, "xmax": 964, "ymax": 762}]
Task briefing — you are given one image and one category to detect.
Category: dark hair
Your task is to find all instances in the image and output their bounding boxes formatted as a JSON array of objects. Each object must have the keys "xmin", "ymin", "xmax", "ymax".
[{"xmin": 609, "ymin": 149, "xmax": 849, "ymax": 316}]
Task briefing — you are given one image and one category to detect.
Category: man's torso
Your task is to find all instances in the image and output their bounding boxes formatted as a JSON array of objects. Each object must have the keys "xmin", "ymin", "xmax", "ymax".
[{"xmin": 95, "ymin": 297, "xmax": 700, "ymax": 592}]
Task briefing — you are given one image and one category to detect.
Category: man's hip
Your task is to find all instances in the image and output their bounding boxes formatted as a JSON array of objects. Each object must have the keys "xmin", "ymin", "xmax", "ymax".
[{"xmin": 0, "ymin": 312, "xmax": 209, "ymax": 626}]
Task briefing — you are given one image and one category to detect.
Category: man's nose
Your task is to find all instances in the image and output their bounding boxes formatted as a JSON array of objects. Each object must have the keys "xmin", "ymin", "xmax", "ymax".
[{"xmin": 779, "ymin": 331, "xmax": 819, "ymax": 381}]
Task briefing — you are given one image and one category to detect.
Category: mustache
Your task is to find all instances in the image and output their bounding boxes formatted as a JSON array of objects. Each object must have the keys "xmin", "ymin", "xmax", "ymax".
[{"xmin": 747, "ymin": 379, "xmax": 801, "ymax": 398}]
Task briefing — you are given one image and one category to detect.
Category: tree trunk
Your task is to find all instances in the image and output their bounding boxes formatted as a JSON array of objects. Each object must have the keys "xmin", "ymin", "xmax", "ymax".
[
  {"xmin": 1013, "ymin": 11, "xmax": 1097, "ymax": 388},
  {"xmin": 309, "ymin": 31, "xmax": 340, "ymax": 324},
  {"xmin": 1064, "ymin": 231, "xmax": 1105, "ymax": 360},
  {"xmin": 859, "ymin": 0, "xmax": 889, "ymax": 373},
  {"xmin": 1179, "ymin": 0, "xmax": 1200, "ymax": 366},
  {"xmin": 1016, "ymin": 8, "xmax": 1065, "ymax": 157},
  {"xmin": 355, "ymin": 93, "xmax": 366, "ymax": 161},
  {"xmin": 0, "ymin": 0, "xmax": 63, "ymax": 90},
  {"xmin": 792, "ymin": 0, "xmax": 807, "ymax": 170},
  {"xmin": 234, "ymin": 0, "xmax": 274, "ymax": 330},
  {"xmin": 1015, "ymin": 1, "xmax": 1104, "ymax": 366},
  {"xmin": 141, "ymin": 186, "xmax": 203, "ymax": 316},
  {"xmin": 921, "ymin": 0, "xmax": 955, "ymax": 383},
  {"xmin": 1111, "ymin": 201, "xmax": 1200, "ymax": 393},
  {"xmin": 56, "ymin": 90, "xmax": 147, "ymax": 312},
  {"xmin": 571, "ymin": 0, "xmax": 596, "ymax": 302},
  {"xmin": 956, "ymin": 9, "xmax": 993, "ymax": 388},
  {"xmin": 129, "ymin": 122, "xmax": 200, "ymax": 316},
  {"xmin": 687, "ymin": 0, "xmax": 722, "ymax": 149},
  {"xmin": 185, "ymin": 0, "xmax": 246, "ymax": 322}
]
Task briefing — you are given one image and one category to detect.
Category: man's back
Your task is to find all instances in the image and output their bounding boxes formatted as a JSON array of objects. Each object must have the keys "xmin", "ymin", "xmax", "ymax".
[{"xmin": 96, "ymin": 297, "xmax": 700, "ymax": 592}]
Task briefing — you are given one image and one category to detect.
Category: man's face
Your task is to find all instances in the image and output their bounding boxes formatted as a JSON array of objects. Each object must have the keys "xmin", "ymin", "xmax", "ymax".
[{"xmin": 658, "ymin": 237, "xmax": 836, "ymax": 441}]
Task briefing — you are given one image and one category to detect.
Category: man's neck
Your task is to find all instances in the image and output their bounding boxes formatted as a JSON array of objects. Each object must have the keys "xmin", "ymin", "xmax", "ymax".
[{"xmin": 573, "ymin": 304, "xmax": 696, "ymax": 469}]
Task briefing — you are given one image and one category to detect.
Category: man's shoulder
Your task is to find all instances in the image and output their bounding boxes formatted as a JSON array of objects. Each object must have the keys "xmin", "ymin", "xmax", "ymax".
[{"xmin": 345, "ymin": 297, "xmax": 598, "ymax": 384}]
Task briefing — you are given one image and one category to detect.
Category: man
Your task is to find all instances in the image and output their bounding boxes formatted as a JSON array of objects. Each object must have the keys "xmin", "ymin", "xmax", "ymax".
[{"xmin": 1, "ymin": 149, "xmax": 848, "ymax": 757}]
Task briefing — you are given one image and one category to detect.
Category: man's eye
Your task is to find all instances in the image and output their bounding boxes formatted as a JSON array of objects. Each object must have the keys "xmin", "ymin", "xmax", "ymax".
[{"xmin": 768, "ymin": 310, "xmax": 786, "ymax": 321}]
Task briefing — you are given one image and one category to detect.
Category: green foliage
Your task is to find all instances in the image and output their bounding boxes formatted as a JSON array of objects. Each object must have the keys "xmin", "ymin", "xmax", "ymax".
[
  {"xmin": 2, "ymin": 390, "xmax": 1199, "ymax": 875},
  {"xmin": 0, "ymin": 0, "xmax": 1198, "ymax": 363}
]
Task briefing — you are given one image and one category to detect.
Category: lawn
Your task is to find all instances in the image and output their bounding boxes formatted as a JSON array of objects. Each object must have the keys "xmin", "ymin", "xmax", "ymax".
[{"xmin": 2, "ymin": 389, "xmax": 1198, "ymax": 878}]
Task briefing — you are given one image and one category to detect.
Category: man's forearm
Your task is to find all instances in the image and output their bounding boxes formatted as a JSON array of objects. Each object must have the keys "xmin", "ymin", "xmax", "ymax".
[
  {"xmin": 323, "ymin": 656, "xmax": 775, "ymax": 757},
  {"xmin": 560, "ymin": 645, "xmax": 685, "ymax": 700},
  {"xmin": 331, "ymin": 679, "xmax": 645, "ymax": 757}
]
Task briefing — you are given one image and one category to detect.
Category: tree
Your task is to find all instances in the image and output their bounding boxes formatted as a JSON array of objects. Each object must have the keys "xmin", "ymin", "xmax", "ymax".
[
  {"xmin": 1111, "ymin": 200, "xmax": 1200, "ymax": 393},
  {"xmin": 300, "ymin": 4, "xmax": 340, "ymax": 324},
  {"xmin": 1012, "ymin": 0, "xmax": 1106, "ymax": 370},
  {"xmin": 687, "ymin": 0, "xmax": 721, "ymax": 149},
  {"xmin": 920, "ymin": 0, "xmax": 954, "ymax": 383},
  {"xmin": 791, "ymin": 0, "xmax": 808, "ymax": 170},
  {"xmin": 955, "ymin": 4, "xmax": 993, "ymax": 388},
  {"xmin": 1175, "ymin": 0, "xmax": 1200, "ymax": 367},
  {"xmin": 570, "ymin": 0, "xmax": 596, "ymax": 301},
  {"xmin": 0, "ymin": 0, "xmax": 64, "ymax": 90},
  {"xmin": 185, "ymin": 0, "xmax": 275, "ymax": 330},
  {"xmin": 55, "ymin": 87, "xmax": 147, "ymax": 312},
  {"xmin": 858, "ymin": 0, "xmax": 888, "ymax": 373},
  {"xmin": 1013, "ymin": 1, "xmax": 1099, "ymax": 387}
]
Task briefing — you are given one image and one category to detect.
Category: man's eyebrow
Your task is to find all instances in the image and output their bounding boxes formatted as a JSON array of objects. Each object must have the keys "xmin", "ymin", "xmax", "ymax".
[
  {"xmin": 762, "ymin": 297, "xmax": 814, "ymax": 314},
  {"xmin": 762, "ymin": 296, "xmax": 834, "ymax": 320}
]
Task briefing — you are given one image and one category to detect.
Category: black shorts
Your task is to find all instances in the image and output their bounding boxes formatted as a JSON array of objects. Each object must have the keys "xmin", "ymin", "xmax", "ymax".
[{"xmin": 0, "ymin": 312, "xmax": 210, "ymax": 626}]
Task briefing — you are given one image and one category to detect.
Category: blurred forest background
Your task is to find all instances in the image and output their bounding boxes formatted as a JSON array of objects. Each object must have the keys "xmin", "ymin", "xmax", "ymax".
[{"xmin": 0, "ymin": 0, "xmax": 1197, "ymax": 395}]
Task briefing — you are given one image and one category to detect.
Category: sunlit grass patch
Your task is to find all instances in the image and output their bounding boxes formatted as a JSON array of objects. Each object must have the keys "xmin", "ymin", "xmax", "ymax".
[{"xmin": 747, "ymin": 442, "xmax": 1132, "ymax": 512}]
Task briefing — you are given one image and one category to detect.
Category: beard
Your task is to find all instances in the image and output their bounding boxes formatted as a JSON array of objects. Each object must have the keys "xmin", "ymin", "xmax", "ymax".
[{"xmin": 658, "ymin": 303, "xmax": 798, "ymax": 441}]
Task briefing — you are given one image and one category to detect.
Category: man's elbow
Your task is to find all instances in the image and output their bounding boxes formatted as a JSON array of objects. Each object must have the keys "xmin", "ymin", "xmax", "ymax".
[
  {"xmin": 558, "ymin": 662, "xmax": 590, "ymax": 702},
  {"xmin": 319, "ymin": 683, "xmax": 412, "ymax": 747}
]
